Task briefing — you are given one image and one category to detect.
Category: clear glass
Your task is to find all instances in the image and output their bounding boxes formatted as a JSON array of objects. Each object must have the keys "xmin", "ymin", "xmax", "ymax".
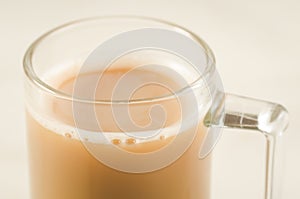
[{"xmin": 23, "ymin": 16, "xmax": 289, "ymax": 199}]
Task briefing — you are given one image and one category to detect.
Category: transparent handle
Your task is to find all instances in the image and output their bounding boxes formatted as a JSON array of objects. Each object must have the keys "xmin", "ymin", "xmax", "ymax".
[{"xmin": 205, "ymin": 93, "xmax": 289, "ymax": 199}]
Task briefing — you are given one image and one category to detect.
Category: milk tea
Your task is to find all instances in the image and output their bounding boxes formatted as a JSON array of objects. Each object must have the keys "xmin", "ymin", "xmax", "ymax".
[{"xmin": 26, "ymin": 66, "xmax": 211, "ymax": 199}]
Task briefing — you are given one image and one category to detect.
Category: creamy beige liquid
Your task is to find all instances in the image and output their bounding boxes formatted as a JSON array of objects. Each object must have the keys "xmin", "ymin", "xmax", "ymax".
[{"xmin": 26, "ymin": 66, "xmax": 211, "ymax": 199}]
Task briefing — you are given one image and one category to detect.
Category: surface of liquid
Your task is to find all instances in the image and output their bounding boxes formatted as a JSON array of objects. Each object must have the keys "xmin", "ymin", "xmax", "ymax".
[{"xmin": 26, "ymin": 66, "xmax": 211, "ymax": 199}]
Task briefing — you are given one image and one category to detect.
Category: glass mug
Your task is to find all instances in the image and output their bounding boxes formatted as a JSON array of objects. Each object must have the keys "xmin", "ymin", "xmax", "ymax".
[{"xmin": 23, "ymin": 16, "xmax": 289, "ymax": 199}]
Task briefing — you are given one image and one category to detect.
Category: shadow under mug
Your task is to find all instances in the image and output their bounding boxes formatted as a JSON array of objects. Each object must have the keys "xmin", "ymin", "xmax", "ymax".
[{"xmin": 23, "ymin": 16, "xmax": 289, "ymax": 199}]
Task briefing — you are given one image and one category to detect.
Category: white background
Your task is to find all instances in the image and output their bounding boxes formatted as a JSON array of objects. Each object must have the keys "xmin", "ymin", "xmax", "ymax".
[{"xmin": 0, "ymin": 0, "xmax": 299, "ymax": 198}]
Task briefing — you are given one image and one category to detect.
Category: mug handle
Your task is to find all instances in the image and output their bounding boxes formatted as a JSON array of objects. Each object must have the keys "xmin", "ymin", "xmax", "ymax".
[{"xmin": 205, "ymin": 93, "xmax": 289, "ymax": 199}]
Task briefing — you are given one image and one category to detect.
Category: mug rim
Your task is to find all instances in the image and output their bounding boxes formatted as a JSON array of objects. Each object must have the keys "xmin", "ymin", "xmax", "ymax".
[{"xmin": 23, "ymin": 15, "xmax": 216, "ymax": 104}]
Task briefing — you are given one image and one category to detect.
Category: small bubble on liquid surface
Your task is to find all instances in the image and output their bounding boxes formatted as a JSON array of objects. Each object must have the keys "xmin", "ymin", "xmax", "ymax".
[
  {"xmin": 126, "ymin": 138, "xmax": 136, "ymax": 145},
  {"xmin": 64, "ymin": 133, "xmax": 72, "ymax": 139},
  {"xmin": 112, "ymin": 139, "xmax": 121, "ymax": 145},
  {"xmin": 160, "ymin": 135, "xmax": 165, "ymax": 140}
]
